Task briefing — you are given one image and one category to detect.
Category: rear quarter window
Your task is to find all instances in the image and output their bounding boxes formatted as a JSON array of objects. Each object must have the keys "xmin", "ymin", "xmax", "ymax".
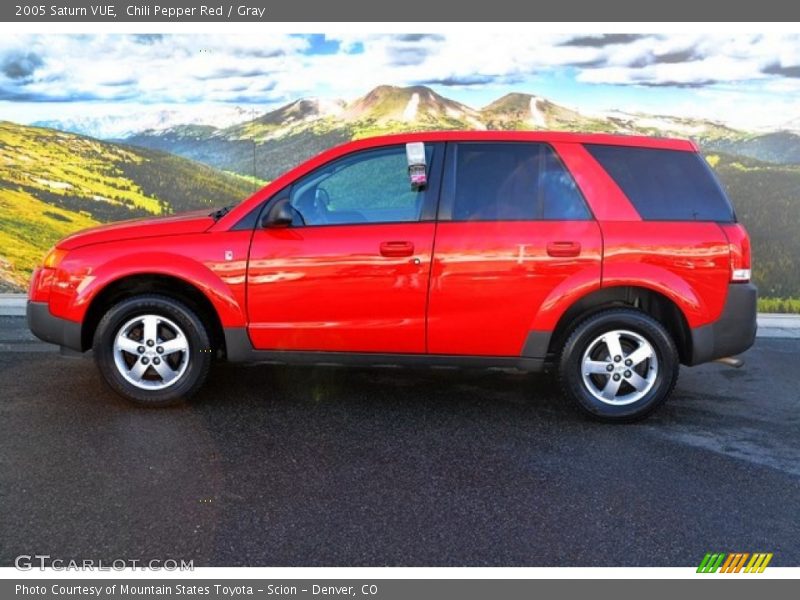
[{"xmin": 585, "ymin": 144, "xmax": 735, "ymax": 222}]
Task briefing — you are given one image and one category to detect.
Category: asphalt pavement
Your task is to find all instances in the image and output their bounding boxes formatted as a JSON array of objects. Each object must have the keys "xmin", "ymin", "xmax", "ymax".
[{"xmin": 1, "ymin": 315, "xmax": 799, "ymax": 567}]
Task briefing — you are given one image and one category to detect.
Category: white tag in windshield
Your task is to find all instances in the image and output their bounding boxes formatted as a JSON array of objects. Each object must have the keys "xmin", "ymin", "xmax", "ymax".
[{"xmin": 406, "ymin": 142, "xmax": 427, "ymax": 188}]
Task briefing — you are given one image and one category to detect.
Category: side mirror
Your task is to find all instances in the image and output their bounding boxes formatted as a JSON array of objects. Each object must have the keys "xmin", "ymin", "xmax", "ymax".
[{"xmin": 263, "ymin": 199, "xmax": 295, "ymax": 228}]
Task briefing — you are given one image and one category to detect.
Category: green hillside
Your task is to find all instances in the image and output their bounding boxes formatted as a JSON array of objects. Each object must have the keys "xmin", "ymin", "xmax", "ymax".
[
  {"xmin": 707, "ymin": 153, "xmax": 800, "ymax": 299},
  {"xmin": 0, "ymin": 121, "xmax": 254, "ymax": 291},
  {"xmin": 706, "ymin": 131, "xmax": 800, "ymax": 165}
]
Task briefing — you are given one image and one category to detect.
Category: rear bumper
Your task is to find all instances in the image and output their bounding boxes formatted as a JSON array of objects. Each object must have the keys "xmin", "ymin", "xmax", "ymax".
[
  {"xmin": 26, "ymin": 301, "xmax": 83, "ymax": 352},
  {"xmin": 689, "ymin": 283, "xmax": 757, "ymax": 365}
]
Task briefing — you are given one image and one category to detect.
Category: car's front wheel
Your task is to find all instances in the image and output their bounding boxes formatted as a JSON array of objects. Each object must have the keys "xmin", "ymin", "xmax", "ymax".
[
  {"xmin": 93, "ymin": 295, "xmax": 212, "ymax": 406},
  {"xmin": 558, "ymin": 308, "xmax": 679, "ymax": 422}
]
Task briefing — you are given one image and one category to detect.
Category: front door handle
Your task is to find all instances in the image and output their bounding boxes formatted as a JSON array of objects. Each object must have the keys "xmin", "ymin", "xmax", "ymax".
[
  {"xmin": 546, "ymin": 241, "xmax": 581, "ymax": 257},
  {"xmin": 380, "ymin": 241, "xmax": 415, "ymax": 257}
]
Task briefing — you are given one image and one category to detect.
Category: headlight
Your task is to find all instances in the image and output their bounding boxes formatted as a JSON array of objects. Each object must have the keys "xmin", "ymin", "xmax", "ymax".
[{"xmin": 42, "ymin": 247, "xmax": 68, "ymax": 269}]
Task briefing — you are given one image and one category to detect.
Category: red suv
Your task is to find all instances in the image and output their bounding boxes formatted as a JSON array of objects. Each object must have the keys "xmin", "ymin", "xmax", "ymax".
[{"xmin": 27, "ymin": 131, "xmax": 756, "ymax": 421}]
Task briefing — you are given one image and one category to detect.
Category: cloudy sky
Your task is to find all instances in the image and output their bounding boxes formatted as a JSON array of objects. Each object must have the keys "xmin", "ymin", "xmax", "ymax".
[{"xmin": 1, "ymin": 33, "xmax": 799, "ymax": 131}]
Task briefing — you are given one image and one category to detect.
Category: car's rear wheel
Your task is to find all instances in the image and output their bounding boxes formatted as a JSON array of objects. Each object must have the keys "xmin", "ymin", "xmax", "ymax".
[
  {"xmin": 558, "ymin": 308, "xmax": 679, "ymax": 422},
  {"xmin": 93, "ymin": 294, "xmax": 212, "ymax": 406}
]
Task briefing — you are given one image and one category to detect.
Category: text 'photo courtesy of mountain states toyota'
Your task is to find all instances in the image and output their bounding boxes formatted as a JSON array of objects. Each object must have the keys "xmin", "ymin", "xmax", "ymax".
[{"xmin": 26, "ymin": 130, "xmax": 756, "ymax": 422}]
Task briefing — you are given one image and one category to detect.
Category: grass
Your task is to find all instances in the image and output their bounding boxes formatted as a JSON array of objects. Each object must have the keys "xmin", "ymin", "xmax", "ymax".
[
  {"xmin": 0, "ymin": 187, "xmax": 97, "ymax": 289},
  {"xmin": 0, "ymin": 121, "xmax": 253, "ymax": 291},
  {"xmin": 0, "ymin": 122, "xmax": 163, "ymax": 214},
  {"xmin": 758, "ymin": 297, "xmax": 800, "ymax": 314},
  {"xmin": 223, "ymin": 171, "xmax": 268, "ymax": 188}
]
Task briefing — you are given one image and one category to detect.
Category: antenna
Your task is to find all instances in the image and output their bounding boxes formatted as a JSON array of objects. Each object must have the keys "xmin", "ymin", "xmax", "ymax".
[{"xmin": 252, "ymin": 105, "xmax": 257, "ymax": 192}]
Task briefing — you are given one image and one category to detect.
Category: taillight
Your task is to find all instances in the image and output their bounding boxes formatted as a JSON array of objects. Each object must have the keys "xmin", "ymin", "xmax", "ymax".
[{"xmin": 721, "ymin": 224, "xmax": 751, "ymax": 283}]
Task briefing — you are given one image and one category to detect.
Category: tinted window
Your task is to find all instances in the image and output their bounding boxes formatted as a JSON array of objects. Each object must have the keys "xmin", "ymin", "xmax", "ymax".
[
  {"xmin": 586, "ymin": 144, "xmax": 735, "ymax": 222},
  {"xmin": 289, "ymin": 145, "xmax": 433, "ymax": 226},
  {"xmin": 445, "ymin": 142, "xmax": 590, "ymax": 221}
]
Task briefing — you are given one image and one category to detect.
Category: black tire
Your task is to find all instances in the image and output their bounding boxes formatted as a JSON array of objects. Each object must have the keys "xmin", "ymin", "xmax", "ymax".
[
  {"xmin": 558, "ymin": 308, "xmax": 679, "ymax": 422},
  {"xmin": 93, "ymin": 294, "xmax": 212, "ymax": 407}
]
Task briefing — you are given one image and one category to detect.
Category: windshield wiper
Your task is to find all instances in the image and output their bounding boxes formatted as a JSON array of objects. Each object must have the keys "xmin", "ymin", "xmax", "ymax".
[{"xmin": 209, "ymin": 205, "xmax": 233, "ymax": 220}]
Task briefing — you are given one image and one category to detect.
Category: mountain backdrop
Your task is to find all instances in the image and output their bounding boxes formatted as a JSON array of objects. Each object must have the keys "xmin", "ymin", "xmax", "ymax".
[
  {"xmin": 123, "ymin": 86, "xmax": 800, "ymax": 180},
  {"xmin": 3, "ymin": 85, "xmax": 800, "ymax": 309}
]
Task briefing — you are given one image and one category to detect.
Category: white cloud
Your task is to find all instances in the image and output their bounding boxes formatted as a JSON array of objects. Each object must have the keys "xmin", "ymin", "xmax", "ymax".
[
  {"xmin": 2, "ymin": 33, "xmax": 800, "ymax": 130},
  {"xmin": 3, "ymin": 33, "xmax": 800, "ymax": 102},
  {"xmin": 0, "ymin": 34, "xmax": 306, "ymax": 104}
]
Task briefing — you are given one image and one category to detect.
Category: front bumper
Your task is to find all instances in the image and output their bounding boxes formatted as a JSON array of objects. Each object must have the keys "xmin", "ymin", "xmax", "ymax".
[
  {"xmin": 27, "ymin": 301, "xmax": 83, "ymax": 352},
  {"xmin": 689, "ymin": 283, "xmax": 757, "ymax": 365}
]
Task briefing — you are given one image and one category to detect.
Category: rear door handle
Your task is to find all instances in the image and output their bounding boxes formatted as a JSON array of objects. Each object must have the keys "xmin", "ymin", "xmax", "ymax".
[
  {"xmin": 546, "ymin": 241, "xmax": 581, "ymax": 257},
  {"xmin": 380, "ymin": 241, "xmax": 415, "ymax": 257}
]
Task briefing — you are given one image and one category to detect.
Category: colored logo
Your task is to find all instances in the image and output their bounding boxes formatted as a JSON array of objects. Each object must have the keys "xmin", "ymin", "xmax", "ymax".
[{"xmin": 697, "ymin": 552, "xmax": 773, "ymax": 573}]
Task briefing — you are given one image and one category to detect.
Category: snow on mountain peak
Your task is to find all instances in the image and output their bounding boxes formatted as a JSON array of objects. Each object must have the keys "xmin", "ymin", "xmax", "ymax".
[
  {"xmin": 529, "ymin": 96, "xmax": 546, "ymax": 127},
  {"xmin": 403, "ymin": 93, "xmax": 420, "ymax": 121}
]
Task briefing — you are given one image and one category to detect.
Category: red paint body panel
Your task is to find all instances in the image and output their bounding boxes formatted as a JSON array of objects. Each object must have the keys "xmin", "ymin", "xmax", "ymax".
[
  {"xmin": 528, "ymin": 266, "xmax": 611, "ymax": 332},
  {"xmin": 599, "ymin": 221, "xmax": 731, "ymax": 327},
  {"xmin": 427, "ymin": 221, "xmax": 602, "ymax": 356},
  {"xmin": 28, "ymin": 267, "xmax": 53, "ymax": 303},
  {"xmin": 46, "ymin": 231, "xmax": 252, "ymax": 327},
  {"xmin": 552, "ymin": 142, "xmax": 641, "ymax": 222},
  {"xmin": 58, "ymin": 210, "xmax": 215, "ymax": 251},
  {"xmin": 246, "ymin": 223, "xmax": 435, "ymax": 352}
]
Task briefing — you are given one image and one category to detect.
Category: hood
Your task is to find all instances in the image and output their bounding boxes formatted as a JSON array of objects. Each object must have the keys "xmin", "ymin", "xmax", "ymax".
[{"xmin": 58, "ymin": 209, "xmax": 217, "ymax": 251}]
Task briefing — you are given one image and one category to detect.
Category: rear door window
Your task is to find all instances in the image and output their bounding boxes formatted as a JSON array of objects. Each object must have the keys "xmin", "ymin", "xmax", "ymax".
[
  {"xmin": 585, "ymin": 144, "xmax": 735, "ymax": 222},
  {"xmin": 441, "ymin": 142, "xmax": 591, "ymax": 221}
]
